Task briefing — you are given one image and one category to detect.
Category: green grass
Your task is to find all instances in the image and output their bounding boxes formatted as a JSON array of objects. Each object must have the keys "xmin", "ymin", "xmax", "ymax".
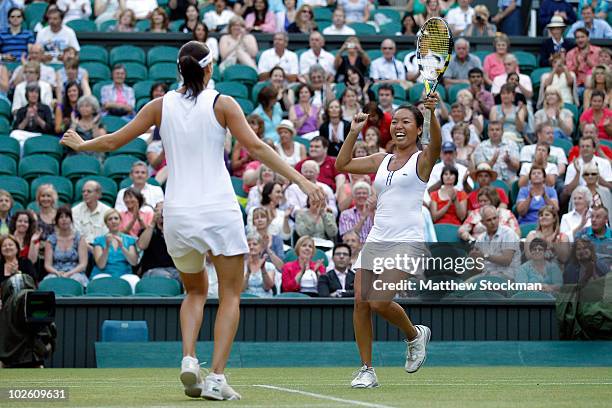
[{"xmin": 1, "ymin": 367, "xmax": 611, "ymax": 407}]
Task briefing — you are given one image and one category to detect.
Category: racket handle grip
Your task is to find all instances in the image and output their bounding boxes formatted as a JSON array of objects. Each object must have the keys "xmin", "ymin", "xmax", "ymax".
[{"xmin": 422, "ymin": 108, "xmax": 431, "ymax": 145}]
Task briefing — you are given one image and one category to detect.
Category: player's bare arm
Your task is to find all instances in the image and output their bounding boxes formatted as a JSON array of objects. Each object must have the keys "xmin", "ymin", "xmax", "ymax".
[{"xmin": 335, "ymin": 112, "xmax": 386, "ymax": 174}]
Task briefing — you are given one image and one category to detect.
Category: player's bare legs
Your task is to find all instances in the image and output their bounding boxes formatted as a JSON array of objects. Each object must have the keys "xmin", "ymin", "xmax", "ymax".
[
  {"xmin": 209, "ymin": 254, "xmax": 244, "ymax": 374},
  {"xmin": 180, "ymin": 270, "xmax": 209, "ymax": 357},
  {"xmin": 353, "ymin": 269, "xmax": 374, "ymax": 367}
]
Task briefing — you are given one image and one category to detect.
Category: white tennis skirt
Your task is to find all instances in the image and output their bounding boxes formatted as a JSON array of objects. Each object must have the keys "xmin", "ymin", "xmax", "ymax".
[
  {"xmin": 163, "ymin": 204, "xmax": 249, "ymax": 258},
  {"xmin": 353, "ymin": 241, "xmax": 429, "ymax": 276}
]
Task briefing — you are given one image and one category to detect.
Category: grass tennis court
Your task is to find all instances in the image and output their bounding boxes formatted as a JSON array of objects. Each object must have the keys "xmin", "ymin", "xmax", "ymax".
[{"xmin": 1, "ymin": 367, "xmax": 611, "ymax": 407}]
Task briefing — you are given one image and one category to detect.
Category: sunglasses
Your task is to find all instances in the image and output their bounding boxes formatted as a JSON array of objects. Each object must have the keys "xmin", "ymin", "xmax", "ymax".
[{"xmin": 583, "ymin": 173, "xmax": 599, "ymax": 176}]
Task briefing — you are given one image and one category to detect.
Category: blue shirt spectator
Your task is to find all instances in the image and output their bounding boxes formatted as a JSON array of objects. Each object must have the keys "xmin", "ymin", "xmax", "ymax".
[
  {"xmin": 0, "ymin": 1, "xmax": 20, "ymax": 33},
  {"xmin": 577, "ymin": 0, "xmax": 609, "ymax": 18},
  {"xmin": 575, "ymin": 207, "xmax": 612, "ymax": 265},
  {"xmin": 566, "ymin": 6, "xmax": 612, "ymax": 39},
  {"xmin": 516, "ymin": 185, "xmax": 558, "ymax": 224},
  {"xmin": 0, "ymin": 8, "xmax": 34, "ymax": 60},
  {"xmin": 91, "ymin": 233, "xmax": 138, "ymax": 279},
  {"xmin": 494, "ymin": 0, "xmax": 523, "ymax": 36}
]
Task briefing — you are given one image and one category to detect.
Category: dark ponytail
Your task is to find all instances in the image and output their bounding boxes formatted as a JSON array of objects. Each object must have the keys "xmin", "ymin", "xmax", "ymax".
[{"xmin": 177, "ymin": 41, "xmax": 211, "ymax": 100}]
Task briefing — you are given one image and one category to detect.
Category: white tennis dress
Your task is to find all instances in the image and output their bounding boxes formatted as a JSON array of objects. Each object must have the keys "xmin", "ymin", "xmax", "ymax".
[
  {"xmin": 160, "ymin": 89, "xmax": 249, "ymax": 258},
  {"xmin": 354, "ymin": 152, "xmax": 429, "ymax": 273}
]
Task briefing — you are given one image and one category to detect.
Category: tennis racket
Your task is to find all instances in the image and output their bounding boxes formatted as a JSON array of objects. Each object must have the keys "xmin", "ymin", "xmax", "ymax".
[{"xmin": 416, "ymin": 17, "xmax": 453, "ymax": 144}]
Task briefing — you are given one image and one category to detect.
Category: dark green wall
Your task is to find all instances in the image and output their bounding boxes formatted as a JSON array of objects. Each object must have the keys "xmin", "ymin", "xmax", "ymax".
[{"xmin": 50, "ymin": 298, "xmax": 558, "ymax": 368}]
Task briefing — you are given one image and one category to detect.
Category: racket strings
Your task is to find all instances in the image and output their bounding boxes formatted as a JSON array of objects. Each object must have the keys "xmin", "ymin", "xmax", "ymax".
[{"xmin": 418, "ymin": 19, "xmax": 451, "ymax": 76}]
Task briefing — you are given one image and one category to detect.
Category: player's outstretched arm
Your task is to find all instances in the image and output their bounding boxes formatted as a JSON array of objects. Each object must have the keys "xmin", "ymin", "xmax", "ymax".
[
  {"xmin": 219, "ymin": 95, "xmax": 326, "ymax": 206},
  {"xmin": 335, "ymin": 112, "xmax": 386, "ymax": 174},
  {"xmin": 60, "ymin": 99, "xmax": 161, "ymax": 153},
  {"xmin": 418, "ymin": 94, "xmax": 442, "ymax": 181}
]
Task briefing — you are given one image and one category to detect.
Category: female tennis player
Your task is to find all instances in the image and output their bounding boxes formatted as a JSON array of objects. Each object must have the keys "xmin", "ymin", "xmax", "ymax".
[
  {"xmin": 335, "ymin": 95, "xmax": 441, "ymax": 388},
  {"xmin": 61, "ymin": 41, "xmax": 325, "ymax": 401}
]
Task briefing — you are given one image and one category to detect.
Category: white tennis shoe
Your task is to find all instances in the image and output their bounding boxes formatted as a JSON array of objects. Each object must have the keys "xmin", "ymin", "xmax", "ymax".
[
  {"xmin": 201, "ymin": 373, "xmax": 242, "ymax": 400},
  {"xmin": 180, "ymin": 356, "xmax": 205, "ymax": 398},
  {"xmin": 405, "ymin": 325, "xmax": 431, "ymax": 373},
  {"xmin": 351, "ymin": 365, "xmax": 379, "ymax": 388}
]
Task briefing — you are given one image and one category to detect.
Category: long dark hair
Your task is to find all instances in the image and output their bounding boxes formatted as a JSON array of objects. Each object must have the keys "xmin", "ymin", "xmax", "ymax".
[
  {"xmin": 260, "ymin": 182, "xmax": 282, "ymax": 206},
  {"xmin": 394, "ymin": 104, "xmax": 424, "ymax": 129},
  {"xmin": 9, "ymin": 210, "xmax": 37, "ymax": 247},
  {"xmin": 177, "ymin": 41, "xmax": 212, "ymax": 100},
  {"xmin": 253, "ymin": 0, "xmax": 269, "ymax": 23},
  {"xmin": 61, "ymin": 80, "xmax": 83, "ymax": 119}
]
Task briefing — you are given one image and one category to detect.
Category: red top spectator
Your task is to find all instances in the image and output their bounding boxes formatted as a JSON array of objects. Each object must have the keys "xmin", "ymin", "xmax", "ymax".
[
  {"xmin": 579, "ymin": 90, "xmax": 612, "ymax": 140},
  {"xmin": 295, "ymin": 136, "xmax": 345, "ymax": 191},
  {"xmin": 361, "ymin": 102, "xmax": 392, "ymax": 148},
  {"xmin": 565, "ymin": 28, "xmax": 601, "ymax": 88},
  {"xmin": 568, "ymin": 122, "xmax": 612, "ymax": 162},
  {"xmin": 281, "ymin": 236, "xmax": 326, "ymax": 294}
]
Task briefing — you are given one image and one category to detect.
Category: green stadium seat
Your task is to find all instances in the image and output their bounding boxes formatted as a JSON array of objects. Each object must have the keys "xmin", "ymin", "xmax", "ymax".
[
  {"xmin": 148, "ymin": 63, "xmax": 178, "ymax": 83},
  {"xmin": 0, "ymin": 137, "xmax": 20, "ymax": 162},
  {"xmin": 30, "ymin": 176, "xmax": 74, "ymax": 204},
  {"xmin": 211, "ymin": 63, "xmax": 221, "ymax": 83},
  {"xmin": 0, "ymin": 117, "xmax": 11, "ymax": 134},
  {"xmin": 409, "ymin": 83, "xmax": 425, "ymax": 103},
  {"xmin": 0, "ymin": 175, "xmax": 29, "ymax": 204},
  {"xmin": 312, "ymin": 7, "xmax": 332, "ymax": 21},
  {"xmin": 240, "ymin": 293, "xmax": 260, "ymax": 298},
  {"xmin": 348, "ymin": 22, "xmax": 377, "ymax": 35},
  {"xmin": 334, "ymin": 82, "xmax": 346, "ymax": 99},
  {"xmin": 222, "ymin": 64, "xmax": 259, "ymax": 87},
  {"xmin": 563, "ymin": 103, "xmax": 580, "ymax": 123},
  {"xmin": 434, "ymin": 223, "xmax": 461, "ymax": 243},
  {"xmin": 81, "ymin": 62, "xmax": 111, "ymax": 84},
  {"xmin": 236, "ymin": 97, "xmax": 254, "ymax": 115},
  {"xmin": 199, "ymin": 4, "xmax": 215, "ymax": 20},
  {"xmin": 552, "ymin": 138, "xmax": 573, "ymax": 156},
  {"xmin": 0, "ymin": 155, "xmax": 16, "ymax": 176},
  {"xmin": 101, "ymin": 115, "xmax": 129, "ymax": 133},
  {"xmin": 520, "ymin": 222, "xmax": 537, "ymax": 238},
  {"xmin": 601, "ymin": 139, "xmax": 612, "ymax": 149},
  {"xmin": 529, "ymin": 67, "xmax": 551, "ymax": 90},
  {"xmin": 284, "ymin": 248, "xmax": 328, "ymax": 267},
  {"xmin": 75, "ymin": 176, "xmax": 118, "ymax": 204},
  {"xmin": 295, "ymin": 136, "xmax": 310, "ymax": 150},
  {"xmin": 147, "ymin": 46, "xmax": 179, "ymax": 66},
  {"xmin": 448, "ymin": 83, "xmax": 470, "ymax": 104},
  {"xmin": 25, "ymin": 3, "xmax": 48, "ymax": 28},
  {"xmin": 169, "ymin": 19, "xmax": 184, "ymax": 32},
  {"xmin": 66, "ymin": 19, "xmax": 97, "ymax": 32},
  {"xmin": 133, "ymin": 80, "xmax": 156, "ymax": 100},
  {"xmin": 18, "ymin": 155, "xmax": 59, "ymax": 181},
  {"xmin": 275, "ymin": 292, "xmax": 310, "ymax": 298},
  {"xmin": 61, "ymin": 155, "xmax": 101, "ymax": 181},
  {"xmin": 108, "ymin": 138, "xmax": 147, "ymax": 160},
  {"xmin": 514, "ymin": 51, "xmax": 537, "ymax": 75},
  {"xmin": 379, "ymin": 22, "xmax": 402, "ymax": 35},
  {"xmin": 371, "ymin": 83, "xmax": 406, "ymax": 101},
  {"xmin": 103, "ymin": 155, "xmax": 139, "ymax": 182},
  {"xmin": 215, "ymin": 82, "xmax": 249, "ymax": 99},
  {"xmin": 473, "ymin": 50, "xmax": 490, "ymax": 63},
  {"xmin": 135, "ymin": 277, "xmax": 181, "ymax": 297},
  {"xmin": 38, "ymin": 277, "xmax": 84, "ymax": 297},
  {"xmin": 92, "ymin": 80, "xmax": 113, "ymax": 100},
  {"xmin": 23, "ymin": 135, "xmax": 63, "ymax": 160},
  {"xmin": 511, "ymin": 291, "xmax": 555, "ymax": 300},
  {"xmin": 87, "ymin": 277, "xmax": 132, "ymax": 296},
  {"xmin": 110, "ymin": 45, "xmax": 146, "ymax": 66},
  {"xmin": 231, "ymin": 176, "xmax": 246, "ymax": 198},
  {"xmin": 135, "ymin": 19, "xmax": 151, "ymax": 32},
  {"xmin": 119, "ymin": 177, "xmax": 159, "ymax": 189},
  {"xmin": 0, "ymin": 98, "xmax": 11, "ymax": 120},
  {"xmin": 123, "ymin": 62, "xmax": 148, "ymax": 84},
  {"xmin": 99, "ymin": 19, "xmax": 117, "ymax": 32},
  {"xmin": 136, "ymin": 98, "xmax": 149, "ymax": 111},
  {"xmin": 510, "ymin": 180, "xmax": 520, "ymax": 204},
  {"xmin": 491, "ymin": 179, "xmax": 511, "ymax": 199},
  {"xmin": 79, "ymin": 45, "xmax": 108, "ymax": 64},
  {"xmin": 366, "ymin": 49, "xmax": 383, "ymax": 61},
  {"xmin": 316, "ymin": 21, "xmax": 331, "ymax": 31}
]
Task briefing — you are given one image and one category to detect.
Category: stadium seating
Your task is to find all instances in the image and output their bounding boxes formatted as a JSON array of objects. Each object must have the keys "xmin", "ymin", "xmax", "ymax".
[
  {"xmin": 148, "ymin": 63, "xmax": 178, "ymax": 83},
  {"xmin": 81, "ymin": 62, "xmax": 111, "ymax": 83},
  {"xmin": 135, "ymin": 277, "xmax": 181, "ymax": 297},
  {"xmin": 236, "ymin": 97, "xmax": 254, "ymax": 115},
  {"xmin": 61, "ymin": 155, "xmax": 102, "ymax": 181},
  {"xmin": 434, "ymin": 224, "xmax": 461, "ymax": 243},
  {"xmin": 0, "ymin": 175, "xmax": 29, "ymax": 204},
  {"xmin": 147, "ymin": 46, "xmax": 179, "ymax": 66},
  {"xmin": 119, "ymin": 177, "xmax": 159, "ymax": 190},
  {"xmin": 371, "ymin": 83, "xmax": 406, "ymax": 101},
  {"xmin": 520, "ymin": 223, "xmax": 537, "ymax": 238},
  {"xmin": 23, "ymin": 135, "xmax": 63, "ymax": 161},
  {"xmin": 275, "ymin": 292, "xmax": 311, "ymax": 298},
  {"xmin": 79, "ymin": 45, "xmax": 109, "ymax": 64},
  {"xmin": 38, "ymin": 277, "xmax": 84, "ymax": 297},
  {"xmin": 463, "ymin": 291, "xmax": 507, "ymax": 299},
  {"xmin": 101, "ymin": 115, "xmax": 129, "ymax": 133},
  {"xmin": 110, "ymin": 45, "xmax": 146, "ymax": 66},
  {"xmin": 240, "ymin": 293, "xmax": 260, "ymax": 298},
  {"xmin": 295, "ymin": 136, "xmax": 310, "ymax": 150},
  {"xmin": 0, "ymin": 156, "xmax": 16, "ymax": 176},
  {"xmin": 0, "ymin": 138, "xmax": 19, "ymax": 163},
  {"xmin": 108, "ymin": 138, "xmax": 147, "ymax": 160},
  {"xmin": 215, "ymin": 82, "xmax": 249, "ymax": 99},
  {"xmin": 25, "ymin": 2, "xmax": 47, "ymax": 29},
  {"xmin": 66, "ymin": 19, "xmax": 97, "ymax": 32},
  {"xmin": 18, "ymin": 155, "xmax": 59, "ymax": 181},
  {"xmin": 511, "ymin": 291, "xmax": 555, "ymax": 300},
  {"xmin": 75, "ymin": 176, "xmax": 118, "ymax": 204},
  {"xmin": 88, "ymin": 277, "xmax": 133, "ymax": 296},
  {"xmin": 133, "ymin": 81, "xmax": 156, "ymax": 100},
  {"xmin": 552, "ymin": 138, "xmax": 573, "ymax": 156},
  {"xmin": 284, "ymin": 248, "xmax": 329, "ymax": 267},
  {"xmin": 349, "ymin": 22, "xmax": 377, "ymax": 35},
  {"xmin": 92, "ymin": 80, "xmax": 113, "ymax": 100},
  {"xmin": 123, "ymin": 62, "xmax": 148, "ymax": 84},
  {"xmin": 448, "ymin": 83, "xmax": 470, "ymax": 104},
  {"xmin": 514, "ymin": 51, "xmax": 537, "ymax": 75},
  {"xmin": 30, "ymin": 176, "xmax": 74, "ymax": 204},
  {"xmin": 0, "ymin": 98, "xmax": 11, "ymax": 120},
  {"xmin": 0, "ymin": 117, "xmax": 11, "ymax": 134},
  {"xmin": 231, "ymin": 176, "xmax": 247, "ymax": 198},
  {"xmin": 223, "ymin": 64, "xmax": 259, "ymax": 87},
  {"xmin": 99, "ymin": 19, "xmax": 117, "ymax": 32},
  {"xmin": 103, "ymin": 155, "xmax": 140, "ymax": 182}
]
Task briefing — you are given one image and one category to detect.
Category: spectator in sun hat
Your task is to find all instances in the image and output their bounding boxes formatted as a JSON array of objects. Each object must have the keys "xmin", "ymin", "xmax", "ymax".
[
  {"xmin": 275, "ymin": 119, "xmax": 306, "ymax": 167},
  {"xmin": 467, "ymin": 163, "xmax": 510, "ymax": 210},
  {"xmin": 539, "ymin": 15, "xmax": 576, "ymax": 67}
]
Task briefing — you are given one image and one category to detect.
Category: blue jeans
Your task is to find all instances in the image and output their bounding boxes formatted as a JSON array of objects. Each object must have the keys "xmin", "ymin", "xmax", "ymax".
[{"xmin": 499, "ymin": 8, "xmax": 523, "ymax": 36}]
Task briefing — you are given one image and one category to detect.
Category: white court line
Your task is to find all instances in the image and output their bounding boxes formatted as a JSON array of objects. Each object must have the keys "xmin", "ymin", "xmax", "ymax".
[{"xmin": 254, "ymin": 384, "xmax": 396, "ymax": 408}]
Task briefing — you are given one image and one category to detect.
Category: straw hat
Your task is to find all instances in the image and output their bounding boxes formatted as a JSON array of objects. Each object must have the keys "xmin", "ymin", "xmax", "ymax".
[
  {"xmin": 276, "ymin": 120, "xmax": 296, "ymax": 136},
  {"xmin": 470, "ymin": 162, "xmax": 498, "ymax": 181},
  {"xmin": 546, "ymin": 15, "xmax": 566, "ymax": 29}
]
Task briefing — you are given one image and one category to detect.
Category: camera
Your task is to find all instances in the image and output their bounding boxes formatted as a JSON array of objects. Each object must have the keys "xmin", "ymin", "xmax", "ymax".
[
  {"xmin": 476, "ymin": 15, "xmax": 485, "ymax": 22},
  {"xmin": 0, "ymin": 274, "xmax": 56, "ymax": 368}
]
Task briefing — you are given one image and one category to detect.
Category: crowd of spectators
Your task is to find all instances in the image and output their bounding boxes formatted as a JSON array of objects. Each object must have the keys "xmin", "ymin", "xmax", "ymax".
[{"xmin": 0, "ymin": 0, "xmax": 610, "ymax": 298}]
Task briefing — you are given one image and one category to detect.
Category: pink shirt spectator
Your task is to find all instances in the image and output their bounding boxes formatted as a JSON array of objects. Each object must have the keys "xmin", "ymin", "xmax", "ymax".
[
  {"xmin": 580, "ymin": 107, "xmax": 612, "ymax": 140},
  {"xmin": 245, "ymin": 11, "xmax": 276, "ymax": 33},
  {"xmin": 339, "ymin": 207, "xmax": 374, "ymax": 243},
  {"xmin": 566, "ymin": 45, "xmax": 601, "ymax": 87},
  {"xmin": 483, "ymin": 54, "xmax": 508, "ymax": 82},
  {"xmin": 281, "ymin": 260, "xmax": 326, "ymax": 292},
  {"xmin": 119, "ymin": 211, "xmax": 154, "ymax": 237}
]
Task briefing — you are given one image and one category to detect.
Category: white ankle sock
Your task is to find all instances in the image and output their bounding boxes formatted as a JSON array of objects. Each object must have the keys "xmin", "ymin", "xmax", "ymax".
[
  {"xmin": 183, "ymin": 356, "xmax": 198, "ymax": 364},
  {"xmin": 211, "ymin": 373, "xmax": 226, "ymax": 382}
]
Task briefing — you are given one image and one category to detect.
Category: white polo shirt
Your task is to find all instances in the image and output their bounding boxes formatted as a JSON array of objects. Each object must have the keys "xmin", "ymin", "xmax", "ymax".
[
  {"xmin": 72, "ymin": 201, "xmax": 112, "ymax": 244},
  {"xmin": 370, "ymin": 56, "xmax": 406, "ymax": 81},
  {"xmin": 299, "ymin": 48, "xmax": 335, "ymax": 76},
  {"xmin": 115, "ymin": 183, "xmax": 164, "ymax": 213},
  {"xmin": 257, "ymin": 48, "xmax": 299, "ymax": 75},
  {"xmin": 564, "ymin": 156, "xmax": 612, "ymax": 186}
]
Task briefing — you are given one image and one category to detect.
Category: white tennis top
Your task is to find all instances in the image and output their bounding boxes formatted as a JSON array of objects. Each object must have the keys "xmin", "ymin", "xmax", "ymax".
[
  {"xmin": 160, "ymin": 89, "xmax": 237, "ymax": 211},
  {"xmin": 367, "ymin": 152, "xmax": 428, "ymax": 243}
]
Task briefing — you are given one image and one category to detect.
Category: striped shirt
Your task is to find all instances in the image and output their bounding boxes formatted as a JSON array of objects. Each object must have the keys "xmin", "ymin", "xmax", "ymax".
[
  {"xmin": 339, "ymin": 207, "xmax": 374, "ymax": 243},
  {"xmin": 0, "ymin": 29, "xmax": 35, "ymax": 59}
]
